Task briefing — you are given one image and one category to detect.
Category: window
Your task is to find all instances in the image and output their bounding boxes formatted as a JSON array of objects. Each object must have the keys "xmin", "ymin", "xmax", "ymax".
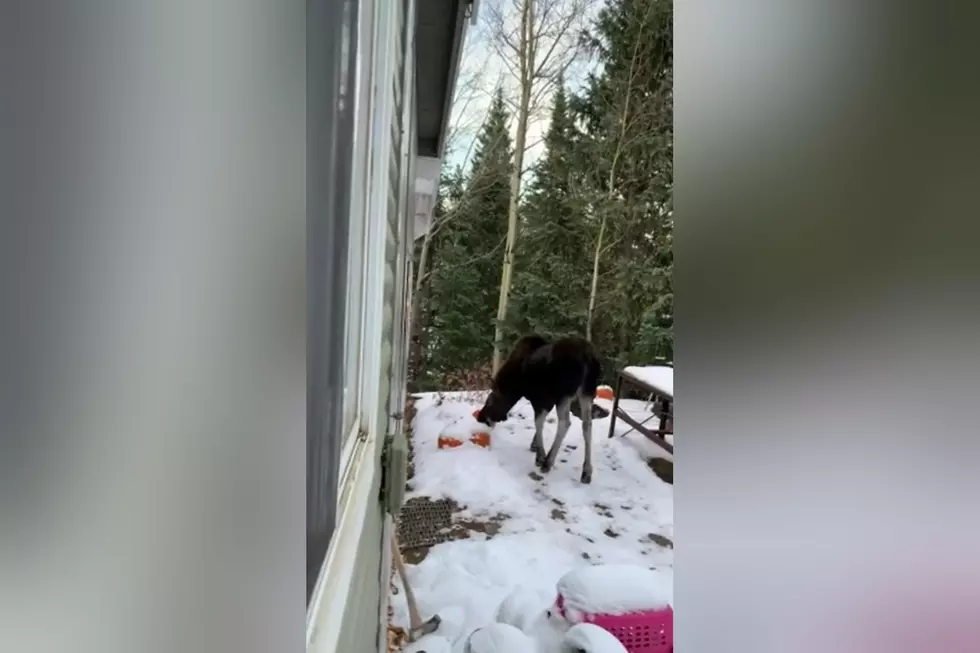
[
  {"xmin": 341, "ymin": 0, "xmax": 378, "ymax": 443},
  {"xmin": 307, "ymin": 0, "xmax": 359, "ymax": 604}
]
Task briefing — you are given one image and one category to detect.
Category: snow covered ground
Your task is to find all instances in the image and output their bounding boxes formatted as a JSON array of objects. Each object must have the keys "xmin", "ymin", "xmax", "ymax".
[{"xmin": 389, "ymin": 391, "xmax": 673, "ymax": 650}]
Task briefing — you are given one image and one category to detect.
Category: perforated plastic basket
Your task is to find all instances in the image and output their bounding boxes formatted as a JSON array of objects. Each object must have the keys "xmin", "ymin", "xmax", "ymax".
[
  {"xmin": 587, "ymin": 608, "xmax": 673, "ymax": 653},
  {"xmin": 556, "ymin": 595, "xmax": 673, "ymax": 653}
]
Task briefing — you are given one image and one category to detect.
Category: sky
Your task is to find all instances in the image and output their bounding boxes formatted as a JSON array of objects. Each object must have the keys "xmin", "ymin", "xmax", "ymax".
[{"xmin": 442, "ymin": 0, "xmax": 601, "ymax": 177}]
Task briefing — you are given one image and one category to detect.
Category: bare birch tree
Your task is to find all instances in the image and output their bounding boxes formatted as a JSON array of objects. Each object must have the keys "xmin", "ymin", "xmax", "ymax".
[{"xmin": 487, "ymin": 0, "xmax": 593, "ymax": 374}]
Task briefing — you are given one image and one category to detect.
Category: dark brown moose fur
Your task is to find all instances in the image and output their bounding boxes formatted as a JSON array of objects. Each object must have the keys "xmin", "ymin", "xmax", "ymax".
[{"xmin": 475, "ymin": 335, "xmax": 601, "ymax": 483}]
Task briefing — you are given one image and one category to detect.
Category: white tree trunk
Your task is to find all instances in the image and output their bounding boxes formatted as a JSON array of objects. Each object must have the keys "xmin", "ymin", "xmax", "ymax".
[
  {"xmin": 585, "ymin": 212, "xmax": 606, "ymax": 341},
  {"xmin": 492, "ymin": 0, "xmax": 535, "ymax": 375}
]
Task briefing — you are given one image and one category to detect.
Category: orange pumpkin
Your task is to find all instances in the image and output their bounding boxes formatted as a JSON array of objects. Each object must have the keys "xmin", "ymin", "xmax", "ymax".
[
  {"xmin": 437, "ymin": 435, "xmax": 465, "ymax": 449},
  {"xmin": 469, "ymin": 431, "xmax": 491, "ymax": 448}
]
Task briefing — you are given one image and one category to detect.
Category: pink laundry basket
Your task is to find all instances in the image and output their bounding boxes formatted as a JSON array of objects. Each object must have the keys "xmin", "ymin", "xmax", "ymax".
[{"xmin": 557, "ymin": 594, "xmax": 673, "ymax": 653}]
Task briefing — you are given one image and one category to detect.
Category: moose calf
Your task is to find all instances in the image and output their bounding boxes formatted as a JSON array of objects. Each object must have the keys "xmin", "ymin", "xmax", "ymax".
[{"xmin": 475, "ymin": 335, "xmax": 601, "ymax": 483}]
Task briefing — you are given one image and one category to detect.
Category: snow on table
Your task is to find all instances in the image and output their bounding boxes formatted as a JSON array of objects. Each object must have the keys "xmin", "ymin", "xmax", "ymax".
[
  {"xmin": 390, "ymin": 391, "xmax": 674, "ymax": 649},
  {"xmin": 623, "ymin": 365, "xmax": 673, "ymax": 398}
]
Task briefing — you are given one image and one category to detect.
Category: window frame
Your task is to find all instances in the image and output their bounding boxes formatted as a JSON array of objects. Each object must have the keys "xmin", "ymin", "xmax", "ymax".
[
  {"xmin": 306, "ymin": 0, "xmax": 359, "ymax": 607},
  {"xmin": 340, "ymin": 0, "xmax": 378, "ymax": 450}
]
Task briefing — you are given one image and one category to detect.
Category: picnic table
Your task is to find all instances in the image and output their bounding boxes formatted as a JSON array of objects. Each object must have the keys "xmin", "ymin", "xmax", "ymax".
[{"xmin": 606, "ymin": 365, "xmax": 673, "ymax": 454}]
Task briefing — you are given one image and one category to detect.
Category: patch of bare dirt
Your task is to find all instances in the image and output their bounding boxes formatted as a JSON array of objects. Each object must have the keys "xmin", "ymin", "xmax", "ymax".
[
  {"xmin": 387, "ymin": 624, "xmax": 407, "ymax": 653},
  {"xmin": 547, "ymin": 497, "xmax": 568, "ymax": 521},
  {"xmin": 404, "ymin": 398, "xmax": 418, "ymax": 481},
  {"xmin": 387, "ymin": 568, "xmax": 409, "ymax": 651},
  {"xmin": 449, "ymin": 514, "xmax": 506, "ymax": 540},
  {"xmin": 647, "ymin": 457, "xmax": 673, "ymax": 484},
  {"xmin": 642, "ymin": 532, "xmax": 674, "ymax": 549},
  {"xmin": 593, "ymin": 502, "xmax": 613, "ymax": 518},
  {"xmin": 401, "ymin": 501, "xmax": 508, "ymax": 565},
  {"xmin": 401, "ymin": 546, "xmax": 431, "ymax": 565}
]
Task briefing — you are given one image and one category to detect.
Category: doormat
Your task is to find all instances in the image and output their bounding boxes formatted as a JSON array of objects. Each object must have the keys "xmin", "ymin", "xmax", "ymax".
[{"xmin": 396, "ymin": 497, "xmax": 456, "ymax": 550}]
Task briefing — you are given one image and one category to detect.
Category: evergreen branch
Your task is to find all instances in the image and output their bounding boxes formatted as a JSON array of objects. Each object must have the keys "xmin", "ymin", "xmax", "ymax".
[{"xmin": 416, "ymin": 235, "xmax": 508, "ymax": 288}]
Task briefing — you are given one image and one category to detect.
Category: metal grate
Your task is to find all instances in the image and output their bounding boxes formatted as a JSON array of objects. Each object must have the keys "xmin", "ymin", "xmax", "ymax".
[{"xmin": 396, "ymin": 497, "xmax": 455, "ymax": 550}]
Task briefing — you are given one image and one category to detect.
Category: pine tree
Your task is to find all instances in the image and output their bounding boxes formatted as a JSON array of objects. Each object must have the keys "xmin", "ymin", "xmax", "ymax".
[
  {"xmin": 425, "ymin": 90, "xmax": 513, "ymax": 384},
  {"xmin": 573, "ymin": 0, "xmax": 674, "ymax": 372},
  {"xmin": 509, "ymin": 81, "xmax": 593, "ymax": 341},
  {"xmin": 419, "ymin": 0, "xmax": 674, "ymax": 388},
  {"xmin": 409, "ymin": 167, "xmax": 464, "ymax": 390}
]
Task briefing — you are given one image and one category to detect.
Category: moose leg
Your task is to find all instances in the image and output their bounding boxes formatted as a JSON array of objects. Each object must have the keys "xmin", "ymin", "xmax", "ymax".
[
  {"xmin": 578, "ymin": 394, "xmax": 594, "ymax": 483},
  {"xmin": 542, "ymin": 397, "xmax": 574, "ymax": 472},
  {"xmin": 531, "ymin": 409, "xmax": 547, "ymax": 468}
]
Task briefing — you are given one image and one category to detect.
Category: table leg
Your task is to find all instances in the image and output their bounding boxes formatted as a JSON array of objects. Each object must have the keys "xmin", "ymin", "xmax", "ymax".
[
  {"xmin": 607, "ymin": 373, "xmax": 624, "ymax": 438},
  {"xmin": 658, "ymin": 397, "xmax": 668, "ymax": 433}
]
